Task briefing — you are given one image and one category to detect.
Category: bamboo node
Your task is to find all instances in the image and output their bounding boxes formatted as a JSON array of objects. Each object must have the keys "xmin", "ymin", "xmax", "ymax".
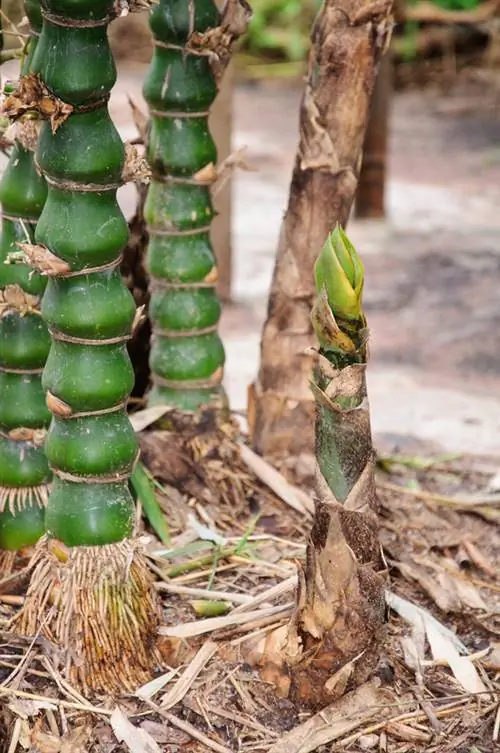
[
  {"xmin": 55, "ymin": 401, "xmax": 127, "ymax": 420},
  {"xmin": 1, "ymin": 74, "xmax": 73, "ymax": 133},
  {"xmin": 0, "ymin": 284, "xmax": 40, "ymax": 317},
  {"xmin": 48, "ymin": 327, "xmax": 132, "ymax": 346},
  {"xmin": 13, "ymin": 242, "xmax": 72, "ymax": 277},
  {"xmin": 152, "ymin": 366, "xmax": 224, "ymax": 392},
  {"xmin": 41, "ymin": 7, "xmax": 112, "ymax": 28}
]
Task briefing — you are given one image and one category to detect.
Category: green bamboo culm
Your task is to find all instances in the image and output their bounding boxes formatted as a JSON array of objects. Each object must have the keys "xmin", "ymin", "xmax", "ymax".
[
  {"xmin": 143, "ymin": 0, "xmax": 225, "ymax": 411},
  {"xmin": 0, "ymin": 0, "xmax": 50, "ymax": 563},
  {"xmin": 282, "ymin": 225, "xmax": 386, "ymax": 709},
  {"xmin": 7, "ymin": 0, "xmax": 161, "ymax": 694}
]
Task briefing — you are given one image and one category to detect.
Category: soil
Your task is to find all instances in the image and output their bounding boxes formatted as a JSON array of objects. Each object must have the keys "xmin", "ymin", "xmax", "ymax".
[{"xmin": 0, "ymin": 438, "xmax": 499, "ymax": 753}]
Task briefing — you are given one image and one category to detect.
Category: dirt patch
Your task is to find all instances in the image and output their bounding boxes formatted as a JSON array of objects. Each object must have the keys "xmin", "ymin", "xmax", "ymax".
[{"xmin": 1, "ymin": 439, "xmax": 499, "ymax": 753}]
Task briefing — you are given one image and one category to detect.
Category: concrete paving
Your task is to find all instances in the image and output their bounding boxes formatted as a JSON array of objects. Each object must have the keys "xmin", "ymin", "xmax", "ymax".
[{"xmin": 4, "ymin": 59, "xmax": 500, "ymax": 458}]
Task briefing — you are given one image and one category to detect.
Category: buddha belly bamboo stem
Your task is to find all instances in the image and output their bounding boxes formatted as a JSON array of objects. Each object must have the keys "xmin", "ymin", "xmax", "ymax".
[
  {"xmin": 5, "ymin": 0, "xmax": 161, "ymax": 693},
  {"xmin": 0, "ymin": 0, "xmax": 50, "ymax": 566},
  {"xmin": 143, "ymin": 0, "xmax": 232, "ymax": 412}
]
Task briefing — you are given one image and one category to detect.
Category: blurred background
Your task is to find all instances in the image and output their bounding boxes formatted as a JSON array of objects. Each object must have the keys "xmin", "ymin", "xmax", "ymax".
[{"xmin": 3, "ymin": 0, "xmax": 500, "ymax": 458}]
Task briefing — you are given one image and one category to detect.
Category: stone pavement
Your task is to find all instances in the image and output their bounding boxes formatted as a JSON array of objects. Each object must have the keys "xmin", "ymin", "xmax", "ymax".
[{"xmin": 5, "ymin": 58, "xmax": 500, "ymax": 458}]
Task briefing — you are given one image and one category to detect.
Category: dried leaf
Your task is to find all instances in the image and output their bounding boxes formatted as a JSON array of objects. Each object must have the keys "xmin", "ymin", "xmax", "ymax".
[
  {"xmin": 324, "ymin": 656, "xmax": 356, "ymax": 696},
  {"xmin": 8, "ymin": 699, "xmax": 57, "ymax": 719},
  {"xmin": 395, "ymin": 561, "xmax": 459, "ymax": 612},
  {"xmin": 193, "ymin": 162, "xmax": 217, "ymax": 184},
  {"xmin": 122, "ymin": 143, "xmax": 151, "ymax": 184},
  {"xmin": 15, "ymin": 243, "xmax": 71, "ymax": 277},
  {"xmin": 139, "ymin": 722, "xmax": 190, "ymax": 746},
  {"xmin": 385, "ymin": 591, "xmax": 467, "ymax": 653},
  {"xmin": 8, "ymin": 427, "xmax": 46, "ymax": 446},
  {"xmin": 438, "ymin": 571, "xmax": 487, "ymax": 611},
  {"xmin": 30, "ymin": 731, "xmax": 61, "ymax": 753},
  {"xmin": 237, "ymin": 441, "xmax": 313, "ymax": 516},
  {"xmin": 424, "ymin": 619, "xmax": 487, "ymax": 694},
  {"xmin": 160, "ymin": 641, "xmax": 218, "ymax": 709},
  {"xmin": 484, "ymin": 642, "xmax": 500, "ymax": 670},
  {"xmin": 110, "ymin": 708, "xmax": 161, "ymax": 753},
  {"xmin": 1, "ymin": 74, "xmax": 73, "ymax": 132},
  {"xmin": 129, "ymin": 405, "xmax": 171, "ymax": 433},
  {"xmin": 135, "ymin": 669, "xmax": 177, "ymax": 701},
  {"xmin": 0, "ymin": 284, "xmax": 40, "ymax": 317},
  {"xmin": 60, "ymin": 727, "xmax": 91, "ymax": 753},
  {"xmin": 266, "ymin": 683, "xmax": 385, "ymax": 753},
  {"xmin": 462, "ymin": 538, "xmax": 496, "ymax": 577},
  {"xmin": 46, "ymin": 392, "xmax": 73, "ymax": 418}
]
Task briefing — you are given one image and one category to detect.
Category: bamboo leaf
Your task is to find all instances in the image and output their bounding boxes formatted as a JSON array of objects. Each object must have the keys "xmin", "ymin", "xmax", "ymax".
[{"xmin": 131, "ymin": 463, "xmax": 171, "ymax": 546}]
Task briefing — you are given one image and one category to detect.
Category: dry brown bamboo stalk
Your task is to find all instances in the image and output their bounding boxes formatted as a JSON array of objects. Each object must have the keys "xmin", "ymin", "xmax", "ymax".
[{"xmin": 248, "ymin": 0, "xmax": 393, "ymax": 460}]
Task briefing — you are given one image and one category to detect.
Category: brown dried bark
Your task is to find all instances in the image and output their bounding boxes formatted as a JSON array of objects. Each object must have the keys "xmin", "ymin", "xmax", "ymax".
[{"xmin": 248, "ymin": 0, "xmax": 393, "ymax": 460}]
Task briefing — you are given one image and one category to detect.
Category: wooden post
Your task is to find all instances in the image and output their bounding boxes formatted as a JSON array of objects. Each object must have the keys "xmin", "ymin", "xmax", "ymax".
[{"xmin": 355, "ymin": 53, "xmax": 392, "ymax": 219}]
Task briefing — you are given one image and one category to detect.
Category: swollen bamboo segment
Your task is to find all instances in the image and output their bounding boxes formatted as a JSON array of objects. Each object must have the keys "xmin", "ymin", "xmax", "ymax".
[
  {"xmin": 143, "ymin": 0, "xmax": 225, "ymax": 411},
  {"xmin": 0, "ymin": 0, "xmax": 50, "ymax": 557},
  {"xmin": 6, "ymin": 0, "xmax": 160, "ymax": 692}
]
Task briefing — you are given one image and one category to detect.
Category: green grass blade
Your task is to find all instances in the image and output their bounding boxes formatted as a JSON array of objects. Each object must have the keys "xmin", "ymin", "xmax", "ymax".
[{"xmin": 131, "ymin": 462, "xmax": 171, "ymax": 546}]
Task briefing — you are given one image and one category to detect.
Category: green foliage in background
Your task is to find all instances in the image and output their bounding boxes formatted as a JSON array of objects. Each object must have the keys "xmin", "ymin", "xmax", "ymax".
[
  {"xmin": 429, "ymin": 0, "xmax": 480, "ymax": 8},
  {"xmin": 243, "ymin": 0, "xmax": 320, "ymax": 61},
  {"xmin": 245, "ymin": 0, "xmax": 482, "ymax": 63}
]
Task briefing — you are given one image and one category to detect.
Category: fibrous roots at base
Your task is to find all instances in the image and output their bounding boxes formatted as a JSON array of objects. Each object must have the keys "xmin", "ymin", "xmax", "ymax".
[
  {"xmin": 0, "ymin": 485, "xmax": 49, "ymax": 575},
  {"xmin": 0, "ymin": 550, "xmax": 16, "ymax": 576},
  {"xmin": 12, "ymin": 536, "xmax": 162, "ymax": 694}
]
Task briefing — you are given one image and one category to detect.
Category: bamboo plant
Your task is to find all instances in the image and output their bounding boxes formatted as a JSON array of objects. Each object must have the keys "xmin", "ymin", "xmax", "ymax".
[
  {"xmin": 142, "ymin": 0, "xmax": 226, "ymax": 412},
  {"xmin": 0, "ymin": 0, "xmax": 50, "ymax": 568},
  {"xmin": 258, "ymin": 227, "xmax": 386, "ymax": 708},
  {"xmin": 5, "ymin": 0, "xmax": 161, "ymax": 693},
  {"xmin": 249, "ymin": 0, "xmax": 393, "ymax": 461}
]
